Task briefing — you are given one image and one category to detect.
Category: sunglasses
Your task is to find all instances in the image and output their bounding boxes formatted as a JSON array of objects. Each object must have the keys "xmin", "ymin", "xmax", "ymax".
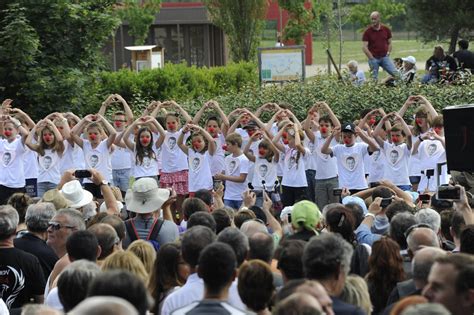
[
  {"xmin": 404, "ymin": 223, "xmax": 432, "ymax": 239},
  {"xmin": 48, "ymin": 222, "xmax": 76, "ymax": 231}
]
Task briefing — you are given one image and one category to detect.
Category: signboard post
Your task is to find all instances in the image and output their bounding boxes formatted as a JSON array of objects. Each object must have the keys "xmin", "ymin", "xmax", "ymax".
[{"xmin": 257, "ymin": 46, "xmax": 305, "ymax": 84}]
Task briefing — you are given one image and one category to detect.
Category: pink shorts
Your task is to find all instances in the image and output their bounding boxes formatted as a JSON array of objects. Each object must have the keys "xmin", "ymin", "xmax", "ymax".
[{"xmin": 160, "ymin": 170, "xmax": 189, "ymax": 195}]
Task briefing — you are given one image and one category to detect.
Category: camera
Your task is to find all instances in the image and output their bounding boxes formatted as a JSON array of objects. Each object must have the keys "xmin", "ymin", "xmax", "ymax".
[
  {"xmin": 333, "ymin": 189, "xmax": 342, "ymax": 196},
  {"xmin": 437, "ymin": 186, "xmax": 461, "ymax": 201},
  {"xmin": 74, "ymin": 170, "xmax": 91, "ymax": 178}
]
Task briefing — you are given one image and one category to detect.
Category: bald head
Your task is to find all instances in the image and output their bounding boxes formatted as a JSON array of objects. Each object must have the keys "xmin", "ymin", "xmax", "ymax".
[
  {"xmin": 88, "ymin": 223, "xmax": 119, "ymax": 260},
  {"xmin": 412, "ymin": 247, "xmax": 447, "ymax": 286},
  {"xmin": 273, "ymin": 292, "xmax": 322, "ymax": 315},
  {"xmin": 370, "ymin": 11, "xmax": 381, "ymax": 27},
  {"xmin": 407, "ymin": 227, "xmax": 440, "ymax": 253}
]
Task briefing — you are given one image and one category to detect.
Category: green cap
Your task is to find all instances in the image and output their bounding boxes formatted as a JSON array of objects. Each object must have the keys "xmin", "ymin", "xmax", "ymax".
[{"xmin": 291, "ymin": 200, "xmax": 321, "ymax": 231}]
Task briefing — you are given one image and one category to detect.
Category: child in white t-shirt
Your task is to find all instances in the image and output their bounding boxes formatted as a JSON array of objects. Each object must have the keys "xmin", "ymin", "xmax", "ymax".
[
  {"xmin": 273, "ymin": 122, "xmax": 309, "ymax": 206},
  {"xmin": 303, "ymin": 102, "xmax": 341, "ymax": 209},
  {"xmin": 121, "ymin": 116, "xmax": 165, "ymax": 182},
  {"xmin": 71, "ymin": 114, "xmax": 117, "ymax": 198},
  {"xmin": 321, "ymin": 123, "xmax": 379, "ymax": 192},
  {"xmin": 0, "ymin": 116, "xmax": 29, "ymax": 204},
  {"xmin": 177, "ymin": 123, "xmax": 216, "ymax": 195},
  {"xmin": 373, "ymin": 112, "xmax": 413, "ymax": 190},
  {"xmin": 25, "ymin": 118, "xmax": 67, "ymax": 197},
  {"xmin": 214, "ymin": 133, "xmax": 249, "ymax": 210},
  {"xmin": 192, "ymin": 100, "xmax": 230, "ymax": 176},
  {"xmin": 243, "ymin": 131, "xmax": 279, "ymax": 207},
  {"xmin": 412, "ymin": 115, "xmax": 448, "ymax": 192}
]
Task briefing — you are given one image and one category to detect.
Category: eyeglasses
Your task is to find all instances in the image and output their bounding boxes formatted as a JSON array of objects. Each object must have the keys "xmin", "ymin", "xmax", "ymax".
[
  {"xmin": 48, "ymin": 222, "xmax": 76, "ymax": 231},
  {"xmin": 404, "ymin": 223, "xmax": 432, "ymax": 239}
]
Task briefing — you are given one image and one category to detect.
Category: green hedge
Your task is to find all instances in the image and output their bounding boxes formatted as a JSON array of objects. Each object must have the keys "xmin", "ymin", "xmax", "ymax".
[
  {"xmin": 178, "ymin": 77, "xmax": 474, "ymax": 123},
  {"xmin": 98, "ymin": 61, "xmax": 258, "ymax": 104}
]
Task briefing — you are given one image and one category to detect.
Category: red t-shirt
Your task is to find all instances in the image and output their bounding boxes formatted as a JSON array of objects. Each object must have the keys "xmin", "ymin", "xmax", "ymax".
[{"xmin": 362, "ymin": 25, "xmax": 392, "ymax": 58}]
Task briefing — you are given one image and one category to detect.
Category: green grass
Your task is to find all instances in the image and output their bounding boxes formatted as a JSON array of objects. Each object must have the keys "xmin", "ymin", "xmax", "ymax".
[{"xmin": 260, "ymin": 39, "xmax": 446, "ymax": 66}]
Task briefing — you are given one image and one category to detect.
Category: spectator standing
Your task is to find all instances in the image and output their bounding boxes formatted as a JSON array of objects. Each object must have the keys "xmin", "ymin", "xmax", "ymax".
[
  {"xmin": 362, "ymin": 11, "xmax": 399, "ymax": 81},
  {"xmin": 0, "ymin": 205, "xmax": 45, "ymax": 310}
]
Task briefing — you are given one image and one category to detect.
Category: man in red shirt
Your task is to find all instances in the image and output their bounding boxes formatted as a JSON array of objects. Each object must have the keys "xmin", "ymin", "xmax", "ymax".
[{"xmin": 362, "ymin": 11, "xmax": 399, "ymax": 81}]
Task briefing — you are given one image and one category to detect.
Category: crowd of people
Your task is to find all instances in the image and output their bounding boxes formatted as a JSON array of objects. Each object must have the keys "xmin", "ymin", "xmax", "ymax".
[
  {"xmin": 0, "ymin": 92, "xmax": 473, "ymax": 315},
  {"xmin": 347, "ymin": 11, "xmax": 474, "ymax": 86}
]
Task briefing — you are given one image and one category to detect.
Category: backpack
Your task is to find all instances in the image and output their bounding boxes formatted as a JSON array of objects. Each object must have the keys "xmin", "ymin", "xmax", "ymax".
[{"xmin": 125, "ymin": 218, "xmax": 164, "ymax": 251}]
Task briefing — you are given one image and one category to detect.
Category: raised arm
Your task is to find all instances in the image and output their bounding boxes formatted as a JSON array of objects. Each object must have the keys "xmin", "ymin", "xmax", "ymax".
[
  {"xmin": 114, "ymin": 94, "xmax": 134, "ymax": 125},
  {"xmin": 121, "ymin": 119, "xmax": 138, "ymax": 151},
  {"xmin": 177, "ymin": 124, "xmax": 189, "ymax": 155},
  {"xmin": 356, "ymin": 126, "xmax": 379, "ymax": 153},
  {"xmin": 393, "ymin": 113, "xmax": 413, "ymax": 149},
  {"xmin": 292, "ymin": 123, "xmax": 306, "ymax": 155},
  {"xmin": 417, "ymin": 95, "xmax": 438, "ymax": 120},
  {"xmin": 191, "ymin": 124, "xmax": 216, "ymax": 156},
  {"xmin": 318, "ymin": 102, "xmax": 341, "ymax": 129},
  {"xmin": 97, "ymin": 114, "xmax": 117, "ymax": 149},
  {"xmin": 11, "ymin": 108, "xmax": 35, "ymax": 130},
  {"xmin": 97, "ymin": 94, "xmax": 114, "ymax": 117},
  {"xmin": 25, "ymin": 121, "xmax": 42, "ymax": 152},
  {"xmin": 243, "ymin": 132, "xmax": 258, "ymax": 162},
  {"xmin": 398, "ymin": 95, "xmax": 417, "ymax": 118},
  {"xmin": 303, "ymin": 109, "xmax": 318, "ymax": 143},
  {"xmin": 272, "ymin": 122, "xmax": 289, "ymax": 153},
  {"xmin": 321, "ymin": 126, "xmax": 339, "ymax": 155},
  {"xmin": 71, "ymin": 116, "xmax": 92, "ymax": 148}
]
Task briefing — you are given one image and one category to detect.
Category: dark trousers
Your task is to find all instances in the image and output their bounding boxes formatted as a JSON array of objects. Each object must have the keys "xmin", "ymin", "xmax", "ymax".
[{"xmin": 281, "ymin": 185, "xmax": 308, "ymax": 207}]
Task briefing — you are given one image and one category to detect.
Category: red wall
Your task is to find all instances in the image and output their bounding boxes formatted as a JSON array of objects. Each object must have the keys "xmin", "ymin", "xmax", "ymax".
[{"xmin": 162, "ymin": 1, "xmax": 313, "ymax": 65}]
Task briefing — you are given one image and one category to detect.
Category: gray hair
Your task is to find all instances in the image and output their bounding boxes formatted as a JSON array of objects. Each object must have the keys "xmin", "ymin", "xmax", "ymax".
[
  {"xmin": 69, "ymin": 296, "xmax": 138, "ymax": 315},
  {"xmin": 81, "ymin": 201, "xmax": 98, "ymax": 222},
  {"xmin": 55, "ymin": 208, "xmax": 86, "ymax": 231},
  {"xmin": 389, "ymin": 212, "xmax": 418, "ymax": 250},
  {"xmin": 415, "ymin": 208, "xmax": 441, "ymax": 232},
  {"xmin": 240, "ymin": 220, "xmax": 268, "ymax": 238},
  {"xmin": 303, "ymin": 232, "xmax": 354, "ymax": 279},
  {"xmin": 401, "ymin": 303, "xmax": 451, "ymax": 315},
  {"xmin": 347, "ymin": 60, "xmax": 358, "ymax": 68},
  {"xmin": 21, "ymin": 304, "xmax": 63, "ymax": 315},
  {"xmin": 412, "ymin": 247, "xmax": 447, "ymax": 282},
  {"xmin": 407, "ymin": 227, "xmax": 439, "ymax": 253},
  {"xmin": 217, "ymin": 227, "xmax": 249, "ymax": 267},
  {"xmin": 25, "ymin": 202, "xmax": 56, "ymax": 232},
  {"xmin": 0, "ymin": 205, "xmax": 19, "ymax": 239}
]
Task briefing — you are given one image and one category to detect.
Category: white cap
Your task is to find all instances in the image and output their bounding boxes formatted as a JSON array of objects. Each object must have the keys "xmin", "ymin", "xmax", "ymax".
[{"xmin": 402, "ymin": 56, "xmax": 416, "ymax": 64}]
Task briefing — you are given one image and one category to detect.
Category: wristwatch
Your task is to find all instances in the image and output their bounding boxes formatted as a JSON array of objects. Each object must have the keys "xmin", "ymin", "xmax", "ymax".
[
  {"xmin": 99, "ymin": 180, "xmax": 109, "ymax": 187},
  {"xmin": 364, "ymin": 213, "xmax": 376, "ymax": 219}
]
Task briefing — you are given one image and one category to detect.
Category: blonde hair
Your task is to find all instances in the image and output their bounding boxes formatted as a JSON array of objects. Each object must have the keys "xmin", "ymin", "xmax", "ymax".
[
  {"xmin": 101, "ymin": 251, "xmax": 148, "ymax": 284},
  {"xmin": 340, "ymin": 275, "xmax": 372, "ymax": 314},
  {"xmin": 127, "ymin": 240, "xmax": 157, "ymax": 275}
]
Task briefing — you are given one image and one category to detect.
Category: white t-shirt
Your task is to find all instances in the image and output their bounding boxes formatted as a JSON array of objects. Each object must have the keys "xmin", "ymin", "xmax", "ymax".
[
  {"xmin": 209, "ymin": 133, "xmax": 225, "ymax": 175},
  {"xmin": 304, "ymin": 133, "xmax": 317, "ymax": 171},
  {"xmin": 0, "ymin": 138, "xmax": 26, "ymax": 188},
  {"xmin": 24, "ymin": 147, "xmax": 38, "ymax": 179},
  {"xmin": 223, "ymin": 154, "xmax": 249, "ymax": 201},
  {"xmin": 188, "ymin": 150, "xmax": 213, "ymax": 192},
  {"xmin": 235, "ymin": 128, "xmax": 249, "ymax": 148},
  {"xmin": 314, "ymin": 133, "xmax": 338, "ymax": 180},
  {"xmin": 367, "ymin": 149, "xmax": 385, "ymax": 184},
  {"xmin": 332, "ymin": 143, "xmax": 369, "ymax": 190},
  {"xmin": 416, "ymin": 139, "xmax": 448, "ymax": 192},
  {"xmin": 160, "ymin": 130, "xmax": 189, "ymax": 173},
  {"xmin": 252, "ymin": 157, "xmax": 278, "ymax": 191},
  {"xmin": 61, "ymin": 141, "xmax": 86, "ymax": 173},
  {"xmin": 409, "ymin": 132, "xmax": 429, "ymax": 176},
  {"xmin": 245, "ymin": 139, "xmax": 261, "ymax": 184},
  {"xmin": 382, "ymin": 141, "xmax": 410, "ymax": 185},
  {"xmin": 37, "ymin": 149, "xmax": 62, "ymax": 184},
  {"xmin": 82, "ymin": 139, "xmax": 112, "ymax": 182},
  {"xmin": 281, "ymin": 147, "xmax": 309, "ymax": 187},
  {"xmin": 131, "ymin": 145, "xmax": 160, "ymax": 178},
  {"xmin": 111, "ymin": 134, "xmax": 132, "ymax": 170}
]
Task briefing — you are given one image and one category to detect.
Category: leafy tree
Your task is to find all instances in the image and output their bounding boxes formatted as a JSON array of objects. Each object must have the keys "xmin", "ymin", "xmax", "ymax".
[
  {"xmin": 204, "ymin": 0, "xmax": 269, "ymax": 62},
  {"xmin": 407, "ymin": 0, "xmax": 474, "ymax": 53},
  {"xmin": 348, "ymin": 0, "xmax": 405, "ymax": 29},
  {"xmin": 278, "ymin": 0, "xmax": 321, "ymax": 45},
  {"xmin": 0, "ymin": 0, "xmax": 120, "ymax": 118},
  {"xmin": 116, "ymin": 0, "xmax": 162, "ymax": 45}
]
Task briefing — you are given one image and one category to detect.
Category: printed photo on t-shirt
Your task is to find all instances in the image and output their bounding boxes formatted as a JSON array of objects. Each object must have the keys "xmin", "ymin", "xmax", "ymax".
[
  {"xmin": 372, "ymin": 150, "xmax": 381, "ymax": 162},
  {"xmin": 191, "ymin": 157, "xmax": 201, "ymax": 172},
  {"xmin": 143, "ymin": 156, "xmax": 152, "ymax": 169},
  {"xmin": 258, "ymin": 164, "xmax": 268, "ymax": 178},
  {"xmin": 89, "ymin": 154, "xmax": 99, "ymax": 168},
  {"xmin": 227, "ymin": 159, "xmax": 239, "ymax": 175},
  {"xmin": 167, "ymin": 137, "xmax": 177, "ymax": 150},
  {"xmin": 41, "ymin": 155, "xmax": 54, "ymax": 170},
  {"xmin": 345, "ymin": 156, "xmax": 356, "ymax": 171},
  {"xmin": 426, "ymin": 143, "xmax": 438, "ymax": 156},
  {"xmin": 2, "ymin": 152, "xmax": 13, "ymax": 167},
  {"xmin": 288, "ymin": 156, "xmax": 296, "ymax": 169}
]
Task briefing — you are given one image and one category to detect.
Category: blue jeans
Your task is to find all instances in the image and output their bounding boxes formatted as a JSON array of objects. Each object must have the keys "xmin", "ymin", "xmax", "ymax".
[
  {"xmin": 37, "ymin": 181, "xmax": 58, "ymax": 198},
  {"xmin": 224, "ymin": 199, "xmax": 242, "ymax": 210},
  {"xmin": 368, "ymin": 56, "xmax": 399, "ymax": 81},
  {"xmin": 305, "ymin": 169, "xmax": 316, "ymax": 202},
  {"xmin": 113, "ymin": 168, "xmax": 131, "ymax": 193}
]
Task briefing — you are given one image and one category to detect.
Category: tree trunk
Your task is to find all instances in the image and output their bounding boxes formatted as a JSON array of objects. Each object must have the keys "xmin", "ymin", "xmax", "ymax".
[
  {"xmin": 448, "ymin": 27, "xmax": 459, "ymax": 54},
  {"xmin": 337, "ymin": 0, "xmax": 343, "ymax": 71}
]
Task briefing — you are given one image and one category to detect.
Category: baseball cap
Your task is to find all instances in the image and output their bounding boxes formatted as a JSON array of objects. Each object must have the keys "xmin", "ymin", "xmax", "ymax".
[
  {"xmin": 291, "ymin": 200, "xmax": 321, "ymax": 231},
  {"xmin": 342, "ymin": 123, "xmax": 356, "ymax": 133},
  {"xmin": 402, "ymin": 56, "xmax": 416, "ymax": 65}
]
